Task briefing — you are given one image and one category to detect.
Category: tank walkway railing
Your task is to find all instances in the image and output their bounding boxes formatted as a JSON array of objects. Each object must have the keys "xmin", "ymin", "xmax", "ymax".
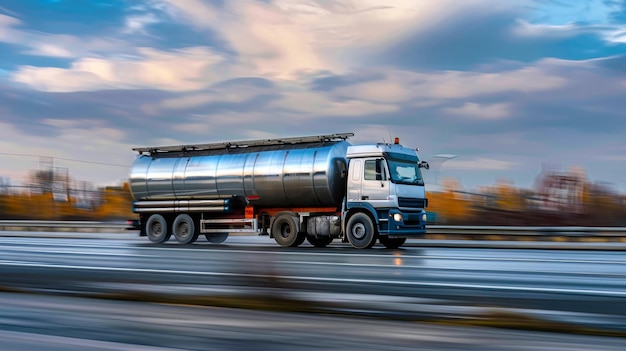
[{"xmin": 1, "ymin": 221, "xmax": 626, "ymax": 240}]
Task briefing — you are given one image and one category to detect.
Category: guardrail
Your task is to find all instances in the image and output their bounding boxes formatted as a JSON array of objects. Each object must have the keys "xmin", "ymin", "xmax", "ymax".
[
  {"xmin": 426, "ymin": 225, "xmax": 626, "ymax": 242},
  {"xmin": 0, "ymin": 220, "xmax": 129, "ymax": 233},
  {"xmin": 1, "ymin": 221, "xmax": 626, "ymax": 242}
]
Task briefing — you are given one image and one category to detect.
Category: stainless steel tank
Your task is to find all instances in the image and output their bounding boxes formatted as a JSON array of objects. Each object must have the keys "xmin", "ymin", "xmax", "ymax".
[{"xmin": 129, "ymin": 141, "xmax": 350, "ymax": 208}]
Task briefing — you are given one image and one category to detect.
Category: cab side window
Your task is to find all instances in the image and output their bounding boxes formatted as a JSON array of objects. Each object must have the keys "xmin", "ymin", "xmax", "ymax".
[{"xmin": 364, "ymin": 159, "xmax": 384, "ymax": 181}]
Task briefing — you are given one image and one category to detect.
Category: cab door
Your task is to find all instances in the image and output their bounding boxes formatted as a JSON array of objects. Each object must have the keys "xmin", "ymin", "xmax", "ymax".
[{"xmin": 361, "ymin": 158, "xmax": 391, "ymax": 207}]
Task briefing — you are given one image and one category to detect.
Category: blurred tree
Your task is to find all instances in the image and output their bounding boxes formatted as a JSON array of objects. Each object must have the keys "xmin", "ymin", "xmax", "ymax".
[
  {"xmin": 583, "ymin": 182, "xmax": 622, "ymax": 225},
  {"xmin": 94, "ymin": 183, "xmax": 135, "ymax": 220},
  {"xmin": 494, "ymin": 179, "xmax": 526, "ymax": 212},
  {"xmin": 427, "ymin": 178, "xmax": 471, "ymax": 224}
]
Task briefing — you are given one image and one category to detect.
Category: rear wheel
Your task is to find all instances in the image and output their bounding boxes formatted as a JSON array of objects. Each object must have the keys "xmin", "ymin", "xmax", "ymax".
[
  {"xmin": 205, "ymin": 232, "xmax": 229, "ymax": 244},
  {"xmin": 272, "ymin": 214, "xmax": 302, "ymax": 247},
  {"xmin": 346, "ymin": 213, "xmax": 377, "ymax": 249},
  {"xmin": 146, "ymin": 214, "xmax": 170, "ymax": 243},
  {"xmin": 306, "ymin": 235, "xmax": 333, "ymax": 247},
  {"xmin": 173, "ymin": 214, "xmax": 198, "ymax": 244},
  {"xmin": 379, "ymin": 236, "xmax": 406, "ymax": 249}
]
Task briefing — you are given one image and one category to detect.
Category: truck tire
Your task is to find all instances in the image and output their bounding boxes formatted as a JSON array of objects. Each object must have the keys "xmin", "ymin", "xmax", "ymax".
[
  {"xmin": 172, "ymin": 214, "xmax": 198, "ymax": 244},
  {"xmin": 379, "ymin": 236, "xmax": 406, "ymax": 249},
  {"xmin": 306, "ymin": 235, "xmax": 333, "ymax": 247},
  {"xmin": 146, "ymin": 214, "xmax": 170, "ymax": 243},
  {"xmin": 205, "ymin": 232, "xmax": 229, "ymax": 244},
  {"xmin": 346, "ymin": 213, "xmax": 377, "ymax": 249},
  {"xmin": 272, "ymin": 214, "xmax": 302, "ymax": 247}
]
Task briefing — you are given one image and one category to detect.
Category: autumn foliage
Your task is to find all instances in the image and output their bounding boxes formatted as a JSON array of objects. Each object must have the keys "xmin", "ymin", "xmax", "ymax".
[
  {"xmin": 0, "ymin": 183, "xmax": 135, "ymax": 221},
  {"xmin": 1, "ymin": 168, "xmax": 624, "ymax": 226},
  {"xmin": 428, "ymin": 170, "xmax": 626, "ymax": 226}
]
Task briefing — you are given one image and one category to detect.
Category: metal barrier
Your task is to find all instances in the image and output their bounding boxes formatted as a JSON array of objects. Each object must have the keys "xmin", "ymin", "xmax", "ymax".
[
  {"xmin": 0, "ymin": 220, "xmax": 129, "ymax": 233},
  {"xmin": 426, "ymin": 225, "xmax": 626, "ymax": 242},
  {"xmin": 1, "ymin": 221, "xmax": 626, "ymax": 241}
]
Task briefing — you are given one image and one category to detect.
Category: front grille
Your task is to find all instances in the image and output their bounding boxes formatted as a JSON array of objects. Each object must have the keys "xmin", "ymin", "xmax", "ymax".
[
  {"xmin": 398, "ymin": 197, "xmax": 427, "ymax": 209},
  {"xmin": 405, "ymin": 214, "xmax": 422, "ymax": 225}
]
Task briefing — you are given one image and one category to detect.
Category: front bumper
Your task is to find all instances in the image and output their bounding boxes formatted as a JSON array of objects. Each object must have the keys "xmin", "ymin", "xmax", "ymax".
[{"xmin": 378, "ymin": 209, "xmax": 427, "ymax": 236}]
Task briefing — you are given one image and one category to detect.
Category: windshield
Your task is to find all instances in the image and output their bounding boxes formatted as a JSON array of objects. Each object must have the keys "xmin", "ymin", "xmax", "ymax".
[{"xmin": 388, "ymin": 158, "xmax": 424, "ymax": 186}]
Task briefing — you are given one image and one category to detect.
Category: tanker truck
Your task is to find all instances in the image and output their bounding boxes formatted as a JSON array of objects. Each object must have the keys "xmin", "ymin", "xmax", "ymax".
[{"xmin": 129, "ymin": 133, "xmax": 429, "ymax": 249}]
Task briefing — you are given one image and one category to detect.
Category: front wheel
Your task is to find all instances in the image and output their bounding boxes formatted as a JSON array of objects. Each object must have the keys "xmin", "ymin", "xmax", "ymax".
[
  {"xmin": 346, "ymin": 213, "xmax": 377, "ymax": 249},
  {"xmin": 379, "ymin": 236, "xmax": 406, "ymax": 249}
]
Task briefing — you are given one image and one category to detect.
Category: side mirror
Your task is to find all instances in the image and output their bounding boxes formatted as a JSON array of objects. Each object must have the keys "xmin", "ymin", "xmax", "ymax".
[{"xmin": 419, "ymin": 161, "xmax": 430, "ymax": 170}]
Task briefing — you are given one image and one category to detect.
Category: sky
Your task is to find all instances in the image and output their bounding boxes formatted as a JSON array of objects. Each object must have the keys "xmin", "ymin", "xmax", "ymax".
[{"xmin": 0, "ymin": 0, "xmax": 625, "ymax": 193}]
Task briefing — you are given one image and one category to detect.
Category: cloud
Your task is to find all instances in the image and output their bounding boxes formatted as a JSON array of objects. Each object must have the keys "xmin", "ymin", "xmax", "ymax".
[
  {"xmin": 0, "ymin": 12, "xmax": 18, "ymax": 26},
  {"xmin": 154, "ymin": 0, "xmax": 504, "ymax": 78},
  {"xmin": 0, "ymin": 13, "xmax": 21, "ymax": 43},
  {"xmin": 332, "ymin": 80, "xmax": 414, "ymax": 104},
  {"xmin": 528, "ymin": 0, "xmax": 623, "ymax": 25},
  {"xmin": 124, "ymin": 12, "xmax": 160, "ymax": 34},
  {"xmin": 376, "ymin": 1, "xmax": 626, "ymax": 70},
  {"xmin": 171, "ymin": 111, "xmax": 270, "ymax": 135},
  {"xmin": 157, "ymin": 0, "xmax": 219, "ymax": 28},
  {"xmin": 11, "ymin": 46, "xmax": 226, "ymax": 92},
  {"xmin": 154, "ymin": 78, "xmax": 275, "ymax": 110},
  {"xmin": 444, "ymin": 103, "xmax": 511, "ymax": 120},
  {"xmin": 605, "ymin": 27, "xmax": 626, "ymax": 43},
  {"xmin": 435, "ymin": 63, "xmax": 565, "ymax": 97},
  {"xmin": 217, "ymin": 0, "xmax": 335, "ymax": 78},
  {"xmin": 308, "ymin": 60, "xmax": 566, "ymax": 109},
  {"xmin": 0, "ymin": 13, "xmax": 132, "ymax": 60},
  {"xmin": 268, "ymin": 90, "xmax": 398, "ymax": 118},
  {"xmin": 514, "ymin": 19, "xmax": 626, "ymax": 45}
]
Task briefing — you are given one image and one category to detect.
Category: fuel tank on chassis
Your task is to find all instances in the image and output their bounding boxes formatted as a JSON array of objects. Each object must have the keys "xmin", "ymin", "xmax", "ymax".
[{"xmin": 129, "ymin": 141, "xmax": 349, "ymax": 208}]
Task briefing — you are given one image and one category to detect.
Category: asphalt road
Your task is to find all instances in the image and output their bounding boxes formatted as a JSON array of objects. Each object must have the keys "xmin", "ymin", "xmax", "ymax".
[
  {"xmin": 0, "ymin": 232, "xmax": 625, "ymax": 349},
  {"xmin": 1, "ymin": 292, "xmax": 625, "ymax": 351}
]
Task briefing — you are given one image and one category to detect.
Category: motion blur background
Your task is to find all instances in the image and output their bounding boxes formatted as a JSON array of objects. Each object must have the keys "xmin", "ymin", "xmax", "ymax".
[{"xmin": 0, "ymin": 159, "xmax": 624, "ymax": 227}]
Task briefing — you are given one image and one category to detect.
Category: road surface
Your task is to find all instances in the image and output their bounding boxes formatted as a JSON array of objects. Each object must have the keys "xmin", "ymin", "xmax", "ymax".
[{"xmin": 0, "ymin": 232, "xmax": 625, "ymax": 349}]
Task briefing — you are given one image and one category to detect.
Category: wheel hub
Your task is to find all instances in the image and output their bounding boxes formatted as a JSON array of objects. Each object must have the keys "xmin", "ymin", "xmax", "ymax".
[
  {"xmin": 178, "ymin": 223, "xmax": 189, "ymax": 237},
  {"xmin": 151, "ymin": 223, "xmax": 162, "ymax": 235},
  {"xmin": 352, "ymin": 223, "xmax": 366, "ymax": 239},
  {"xmin": 280, "ymin": 223, "xmax": 291, "ymax": 238}
]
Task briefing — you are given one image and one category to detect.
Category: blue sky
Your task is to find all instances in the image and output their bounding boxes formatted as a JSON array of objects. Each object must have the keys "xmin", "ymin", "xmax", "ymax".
[{"xmin": 1, "ymin": 0, "xmax": 625, "ymax": 192}]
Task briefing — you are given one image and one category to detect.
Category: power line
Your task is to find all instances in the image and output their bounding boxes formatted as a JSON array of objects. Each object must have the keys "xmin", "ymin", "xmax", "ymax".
[{"xmin": 0, "ymin": 152, "xmax": 130, "ymax": 168}]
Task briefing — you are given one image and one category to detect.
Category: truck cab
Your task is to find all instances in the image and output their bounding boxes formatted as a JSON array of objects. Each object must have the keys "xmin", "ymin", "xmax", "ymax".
[{"xmin": 344, "ymin": 139, "xmax": 428, "ymax": 248}]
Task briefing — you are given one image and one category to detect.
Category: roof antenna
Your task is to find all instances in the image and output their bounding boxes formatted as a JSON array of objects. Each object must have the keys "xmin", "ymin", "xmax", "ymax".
[{"xmin": 388, "ymin": 129, "xmax": 393, "ymax": 145}]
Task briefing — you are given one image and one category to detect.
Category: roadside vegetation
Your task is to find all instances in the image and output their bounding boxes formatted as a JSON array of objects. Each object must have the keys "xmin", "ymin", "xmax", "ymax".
[{"xmin": 0, "ymin": 167, "xmax": 624, "ymax": 226}]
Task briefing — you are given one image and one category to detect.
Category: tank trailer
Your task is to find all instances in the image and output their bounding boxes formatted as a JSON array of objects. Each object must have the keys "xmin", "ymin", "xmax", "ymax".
[{"xmin": 129, "ymin": 133, "xmax": 429, "ymax": 249}]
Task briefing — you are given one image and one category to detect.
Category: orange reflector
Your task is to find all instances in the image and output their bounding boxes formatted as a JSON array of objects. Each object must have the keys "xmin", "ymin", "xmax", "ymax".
[{"xmin": 245, "ymin": 206, "xmax": 255, "ymax": 218}]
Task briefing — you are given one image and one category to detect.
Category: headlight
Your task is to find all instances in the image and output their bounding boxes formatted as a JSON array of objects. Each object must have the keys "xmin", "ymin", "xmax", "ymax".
[
  {"xmin": 393, "ymin": 213, "xmax": 403, "ymax": 222},
  {"xmin": 422, "ymin": 213, "xmax": 427, "ymax": 222}
]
